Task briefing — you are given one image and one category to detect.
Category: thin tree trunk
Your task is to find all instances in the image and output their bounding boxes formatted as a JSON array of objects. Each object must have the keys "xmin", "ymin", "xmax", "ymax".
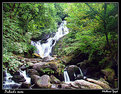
[{"xmin": 104, "ymin": 3, "xmax": 111, "ymax": 51}]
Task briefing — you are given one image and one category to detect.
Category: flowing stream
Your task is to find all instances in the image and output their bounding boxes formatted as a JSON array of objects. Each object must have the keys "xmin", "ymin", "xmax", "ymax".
[
  {"xmin": 31, "ymin": 20, "xmax": 69, "ymax": 58},
  {"xmin": 3, "ymin": 20, "xmax": 69, "ymax": 89},
  {"xmin": 3, "ymin": 21, "xmax": 85, "ymax": 89},
  {"xmin": 3, "ymin": 69, "xmax": 31, "ymax": 89},
  {"xmin": 63, "ymin": 67, "xmax": 85, "ymax": 83},
  {"xmin": 64, "ymin": 70, "xmax": 70, "ymax": 83},
  {"xmin": 3, "ymin": 69, "xmax": 21, "ymax": 89}
]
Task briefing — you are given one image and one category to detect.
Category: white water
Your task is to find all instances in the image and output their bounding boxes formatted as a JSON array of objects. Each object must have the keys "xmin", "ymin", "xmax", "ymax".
[
  {"xmin": 3, "ymin": 70, "xmax": 21, "ymax": 89},
  {"xmin": 63, "ymin": 67, "xmax": 85, "ymax": 83},
  {"xmin": 64, "ymin": 70, "xmax": 70, "ymax": 83},
  {"xmin": 78, "ymin": 67, "xmax": 84, "ymax": 77},
  {"xmin": 3, "ymin": 69, "xmax": 31, "ymax": 89},
  {"xmin": 31, "ymin": 20, "xmax": 69, "ymax": 58},
  {"xmin": 19, "ymin": 70, "xmax": 31, "ymax": 84}
]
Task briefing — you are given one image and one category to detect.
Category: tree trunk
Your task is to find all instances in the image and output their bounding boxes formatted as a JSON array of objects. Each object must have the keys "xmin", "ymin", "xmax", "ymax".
[{"xmin": 104, "ymin": 3, "xmax": 111, "ymax": 51}]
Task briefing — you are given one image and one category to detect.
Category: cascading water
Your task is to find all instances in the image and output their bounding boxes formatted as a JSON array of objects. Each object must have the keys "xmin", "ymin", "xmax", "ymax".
[
  {"xmin": 3, "ymin": 69, "xmax": 31, "ymax": 89},
  {"xmin": 63, "ymin": 66, "xmax": 86, "ymax": 83},
  {"xmin": 3, "ymin": 69, "xmax": 21, "ymax": 89},
  {"xmin": 64, "ymin": 70, "xmax": 70, "ymax": 83},
  {"xmin": 31, "ymin": 20, "xmax": 69, "ymax": 58},
  {"xmin": 19, "ymin": 70, "xmax": 31, "ymax": 84}
]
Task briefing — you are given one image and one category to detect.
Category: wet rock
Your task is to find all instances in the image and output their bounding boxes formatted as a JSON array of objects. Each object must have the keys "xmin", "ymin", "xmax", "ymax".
[
  {"xmin": 86, "ymin": 78, "xmax": 111, "ymax": 89},
  {"xmin": 74, "ymin": 80, "xmax": 103, "ymax": 89},
  {"xmin": 32, "ymin": 61, "xmax": 58, "ymax": 73},
  {"xmin": 32, "ymin": 62, "xmax": 48, "ymax": 72},
  {"xmin": 25, "ymin": 58, "xmax": 30, "ymax": 62},
  {"xmin": 31, "ymin": 75, "xmax": 41, "ymax": 84},
  {"xmin": 20, "ymin": 82, "xmax": 31, "ymax": 88},
  {"xmin": 12, "ymin": 74, "xmax": 26, "ymax": 83},
  {"xmin": 65, "ymin": 65, "xmax": 84, "ymax": 81},
  {"xmin": 20, "ymin": 65, "xmax": 27, "ymax": 71},
  {"xmin": 50, "ymin": 84, "xmax": 59, "ymax": 89},
  {"xmin": 3, "ymin": 71, "xmax": 6, "ymax": 77},
  {"xmin": 42, "ymin": 56, "xmax": 55, "ymax": 62},
  {"xmin": 61, "ymin": 83, "xmax": 73, "ymax": 89},
  {"xmin": 50, "ymin": 75, "xmax": 61, "ymax": 84},
  {"xmin": 27, "ymin": 69, "xmax": 39, "ymax": 76}
]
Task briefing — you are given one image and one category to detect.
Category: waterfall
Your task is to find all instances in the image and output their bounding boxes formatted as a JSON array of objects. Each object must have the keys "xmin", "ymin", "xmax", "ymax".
[
  {"xmin": 64, "ymin": 70, "xmax": 70, "ymax": 83},
  {"xmin": 31, "ymin": 20, "xmax": 69, "ymax": 58},
  {"xmin": 3, "ymin": 69, "xmax": 21, "ymax": 89},
  {"xmin": 63, "ymin": 66, "xmax": 86, "ymax": 83},
  {"xmin": 3, "ymin": 69, "xmax": 31, "ymax": 89},
  {"xmin": 78, "ymin": 67, "xmax": 84, "ymax": 77},
  {"xmin": 19, "ymin": 70, "xmax": 31, "ymax": 84}
]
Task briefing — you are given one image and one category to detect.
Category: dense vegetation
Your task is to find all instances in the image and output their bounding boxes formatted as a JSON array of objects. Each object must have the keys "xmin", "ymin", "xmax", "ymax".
[
  {"xmin": 3, "ymin": 2, "xmax": 118, "ymax": 88},
  {"xmin": 54, "ymin": 3, "xmax": 118, "ymax": 88},
  {"xmin": 3, "ymin": 3, "xmax": 67, "ymax": 71}
]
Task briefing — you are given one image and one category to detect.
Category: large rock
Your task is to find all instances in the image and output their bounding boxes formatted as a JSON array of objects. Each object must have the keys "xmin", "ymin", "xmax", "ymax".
[
  {"xmin": 86, "ymin": 78, "xmax": 111, "ymax": 89},
  {"xmin": 12, "ymin": 72, "xmax": 26, "ymax": 83},
  {"xmin": 42, "ymin": 56, "xmax": 55, "ymax": 62},
  {"xmin": 65, "ymin": 65, "xmax": 84, "ymax": 81},
  {"xmin": 50, "ymin": 75, "xmax": 61, "ymax": 84},
  {"xmin": 31, "ymin": 74, "xmax": 52, "ymax": 88},
  {"xmin": 32, "ymin": 62, "xmax": 47, "ymax": 72},
  {"xmin": 32, "ymin": 61, "xmax": 58, "ymax": 73},
  {"xmin": 27, "ymin": 69, "xmax": 39, "ymax": 76},
  {"xmin": 31, "ymin": 75, "xmax": 41, "ymax": 84},
  {"xmin": 74, "ymin": 80, "xmax": 103, "ymax": 89},
  {"xmin": 101, "ymin": 68, "xmax": 115, "ymax": 82},
  {"xmin": 20, "ymin": 82, "xmax": 31, "ymax": 88},
  {"xmin": 36, "ymin": 75, "xmax": 52, "ymax": 88}
]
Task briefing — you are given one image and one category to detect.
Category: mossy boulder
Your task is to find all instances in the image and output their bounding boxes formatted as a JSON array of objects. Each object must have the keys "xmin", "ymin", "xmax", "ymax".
[
  {"xmin": 36, "ymin": 75, "xmax": 52, "ymax": 88},
  {"xmin": 101, "ymin": 68, "xmax": 115, "ymax": 82}
]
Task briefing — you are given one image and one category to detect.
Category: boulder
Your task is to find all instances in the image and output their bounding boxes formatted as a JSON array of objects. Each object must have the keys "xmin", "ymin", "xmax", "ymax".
[
  {"xmin": 65, "ymin": 65, "xmax": 84, "ymax": 81},
  {"xmin": 12, "ymin": 73, "xmax": 26, "ymax": 83},
  {"xmin": 50, "ymin": 84, "xmax": 59, "ymax": 89},
  {"xmin": 36, "ymin": 75, "xmax": 52, "ymax": 88},
  {"xmin": 20, "ymin": 82, "xmax": 31, "ymax": 88},
  {"xmin": 101, "ymin": 68, "xmax": 115, "ymax": 82},
  {"xmin": 31, "ymin": 75, "xmax": 41, "ymax": 84},
  {"xmin": 20, "ymin": 65, "xmax": 27, "ymax": 71},
  {"xmin": 86, "ymin": 78, "xmax": 111, "ymax": 89},
  {"xmin": 50, "ymin": 75, "xmax": 61, "ymax": 84},
  {"xmin": 27, "ymin": 69, "xmax": 39, "ymax": 76},
  {"xmin": 32, "ymin": 61, "xmax": 58, "ymax": 73},
  {"xmin": 32, "ymin": 62, "xmax": 48, "ymax": 72},
  {"xmin": 42, "ymin": 56, "xmax": 55, "ymax": 62},
  {"xmin": 74, "ymin": 80, "xmax": 103, "ymax": 89}
]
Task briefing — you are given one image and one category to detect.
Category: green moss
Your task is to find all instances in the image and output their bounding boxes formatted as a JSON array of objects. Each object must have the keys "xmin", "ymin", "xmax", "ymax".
[{"xmin": 101, "ymin": 68, "xmax": 115, "ymax": 81}]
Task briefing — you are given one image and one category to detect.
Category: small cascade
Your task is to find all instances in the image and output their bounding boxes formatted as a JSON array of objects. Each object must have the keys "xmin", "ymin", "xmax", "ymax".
[
  {"xmin": 19, "ymin": 70, "xmax": 31, "ymax": 84},
  {"xmin": 3, "ymin": 69, "xmax": 31, "ymax": 89},
  {"xmin": 63, "ymin": 66, "xmax": 86, "ymax": 83},
  {"xmin": 78, "ymin": 67, "xmax": 84, "ymax": 77},
  {"xmin": 3, "ymin": 69, "xmax": 21, "ymax": 89},
  {"xmin": 31, "ymin": 20, "xmax": 69, "ymax": 58},
  {"xmin": 64, "ymin": 70, "xmax": 70, "ymax": 83}
]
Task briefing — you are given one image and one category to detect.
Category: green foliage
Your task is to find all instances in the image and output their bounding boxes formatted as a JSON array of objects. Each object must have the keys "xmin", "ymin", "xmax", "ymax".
[
  {"xmin": 40, "ymin": 68, "xmax": 55, "ymax": 75},
  {"xmin": 54, "ymin": 3, "xmax": 118, "ymax": 67},
  {"xmin": 3, "ymin": 3, "xmax": 66, "ymax": 70}
]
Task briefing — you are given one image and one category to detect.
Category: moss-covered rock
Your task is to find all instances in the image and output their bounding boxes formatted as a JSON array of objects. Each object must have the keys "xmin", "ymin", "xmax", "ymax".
[{"xmin": 101, "ymin": 68, "xmax": 115, "ymax": 82}]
